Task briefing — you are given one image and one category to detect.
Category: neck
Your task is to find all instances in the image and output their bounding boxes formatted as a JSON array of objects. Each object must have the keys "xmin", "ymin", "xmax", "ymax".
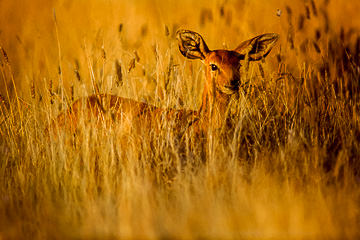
[{"xmin": 198, "ymin": 88, "xmax": 233, "ymax": 129}]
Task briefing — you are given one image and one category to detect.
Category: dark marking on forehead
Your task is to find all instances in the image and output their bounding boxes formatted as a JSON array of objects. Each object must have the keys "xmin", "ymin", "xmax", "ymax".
[{"xmin": 209, "ymin": 50, "xmax": 244, "ymax": 64}]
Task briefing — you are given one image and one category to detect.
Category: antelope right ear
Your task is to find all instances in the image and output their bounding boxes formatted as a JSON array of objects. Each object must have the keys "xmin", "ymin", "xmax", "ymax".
[
  {"xmin": 235, "ymin": 33, "xmax": 279, "ymax": 61},
  {"xmin": 177, "ymin": 29, "xmax": 210, "ymax": 60}
]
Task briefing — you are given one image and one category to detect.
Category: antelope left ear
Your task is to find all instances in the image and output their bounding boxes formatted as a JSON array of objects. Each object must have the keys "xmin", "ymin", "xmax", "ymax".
[
  {"xmin": 177, "ymin": 29, "xmax": 210, "ymax": 60},
  {"xmin": 235, "ymin": 33, "xmax": 279, "ymax": 61}
]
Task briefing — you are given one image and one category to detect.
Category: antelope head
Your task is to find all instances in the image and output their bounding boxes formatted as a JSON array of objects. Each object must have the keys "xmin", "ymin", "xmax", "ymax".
[{"xmin": 177, "ymin": 29, "xmax": 279, "ymax": 119}]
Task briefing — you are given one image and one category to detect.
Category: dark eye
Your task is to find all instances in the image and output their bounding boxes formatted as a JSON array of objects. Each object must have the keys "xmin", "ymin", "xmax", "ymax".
[{"xmin": 210, "ymin": 64, "xmax": 218, "ymax": 71}]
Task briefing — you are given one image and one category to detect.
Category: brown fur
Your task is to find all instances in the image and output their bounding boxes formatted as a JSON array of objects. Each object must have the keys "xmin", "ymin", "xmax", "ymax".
[{"xmin": 49, "ymin": 30, "xmax": 278, "ymax": 138}]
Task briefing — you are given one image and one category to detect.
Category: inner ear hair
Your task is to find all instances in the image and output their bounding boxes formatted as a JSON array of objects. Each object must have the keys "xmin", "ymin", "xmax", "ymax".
[
  {"xmin": 177, "ymin": 29, "xmax": 210, "ymax": 60},
  {"xmin": 235, "ymin": 33, "xmax": 279, "ymax": 61}
]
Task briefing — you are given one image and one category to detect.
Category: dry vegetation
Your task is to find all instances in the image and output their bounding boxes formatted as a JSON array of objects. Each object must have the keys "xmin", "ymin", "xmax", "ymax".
[{"xmin": 1, "ymin": 0, "xmax": 360, "ymax": 239}]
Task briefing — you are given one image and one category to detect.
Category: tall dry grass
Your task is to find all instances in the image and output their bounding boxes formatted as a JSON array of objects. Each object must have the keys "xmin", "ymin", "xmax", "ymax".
[{"xmin": 1, "ymin": 0, "xmax": 360, "ymax": 239}]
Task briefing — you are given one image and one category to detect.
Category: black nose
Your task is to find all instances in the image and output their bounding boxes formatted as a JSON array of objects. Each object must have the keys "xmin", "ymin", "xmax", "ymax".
[
  {"xmin": 219, "ymin": 75, "xmax": 240, "ymax": 95},
  {"xmin": 229, "ymin": 74, "xmax": 240, "ymax": 91}
]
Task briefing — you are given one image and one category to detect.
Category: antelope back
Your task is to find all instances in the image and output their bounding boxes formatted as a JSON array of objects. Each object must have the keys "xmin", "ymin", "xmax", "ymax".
[{"xmin": 49, "ymin": 94, "xmax": 198, "ymax": 136}]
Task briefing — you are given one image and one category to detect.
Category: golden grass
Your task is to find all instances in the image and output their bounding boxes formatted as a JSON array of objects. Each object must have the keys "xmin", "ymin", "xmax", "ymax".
[{"xmin": 1, "ymin": 0, "xmax": 360, "ymax": 239}]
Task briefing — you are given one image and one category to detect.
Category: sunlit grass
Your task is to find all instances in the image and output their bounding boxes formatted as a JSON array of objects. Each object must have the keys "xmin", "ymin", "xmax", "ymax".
[{"xmin": 1, "ymin": 0, "xmax": 360, "ymax": 239}]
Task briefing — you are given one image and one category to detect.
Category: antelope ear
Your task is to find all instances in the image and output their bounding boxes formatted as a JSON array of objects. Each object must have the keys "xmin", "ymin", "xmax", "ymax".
[
  {"xmin": 177, "ymin": 29, "xmax": 210, "ymax": 60},
  {"xmin": 235, "ymin": 33, "xmax": 279, "ymax": 61}
]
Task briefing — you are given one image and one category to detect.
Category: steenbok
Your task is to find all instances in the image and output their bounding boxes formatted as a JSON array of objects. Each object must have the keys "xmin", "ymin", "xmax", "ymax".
[{"xmin": 50, "ymin": 30, "xmax": 279, "ymax": 137}]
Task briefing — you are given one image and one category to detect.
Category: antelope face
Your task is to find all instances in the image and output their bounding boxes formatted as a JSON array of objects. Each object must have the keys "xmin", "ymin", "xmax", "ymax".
[
  {"xmin": 177, "ymin": 30, "xmax": 279, "ymax": 97},
  {"xmin": 204, "ymin": 50, "xmax": 242, "ymax": 95}
]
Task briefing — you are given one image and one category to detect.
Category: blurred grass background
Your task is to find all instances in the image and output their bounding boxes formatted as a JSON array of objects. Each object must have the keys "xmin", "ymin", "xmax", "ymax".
[
  {"xmin": 1, "ymin": 0, "xmax": 358, "ymax": 101},
  {"xmin": 1, "ymin": 0, "xmax": 360, "ymax": 239}
]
